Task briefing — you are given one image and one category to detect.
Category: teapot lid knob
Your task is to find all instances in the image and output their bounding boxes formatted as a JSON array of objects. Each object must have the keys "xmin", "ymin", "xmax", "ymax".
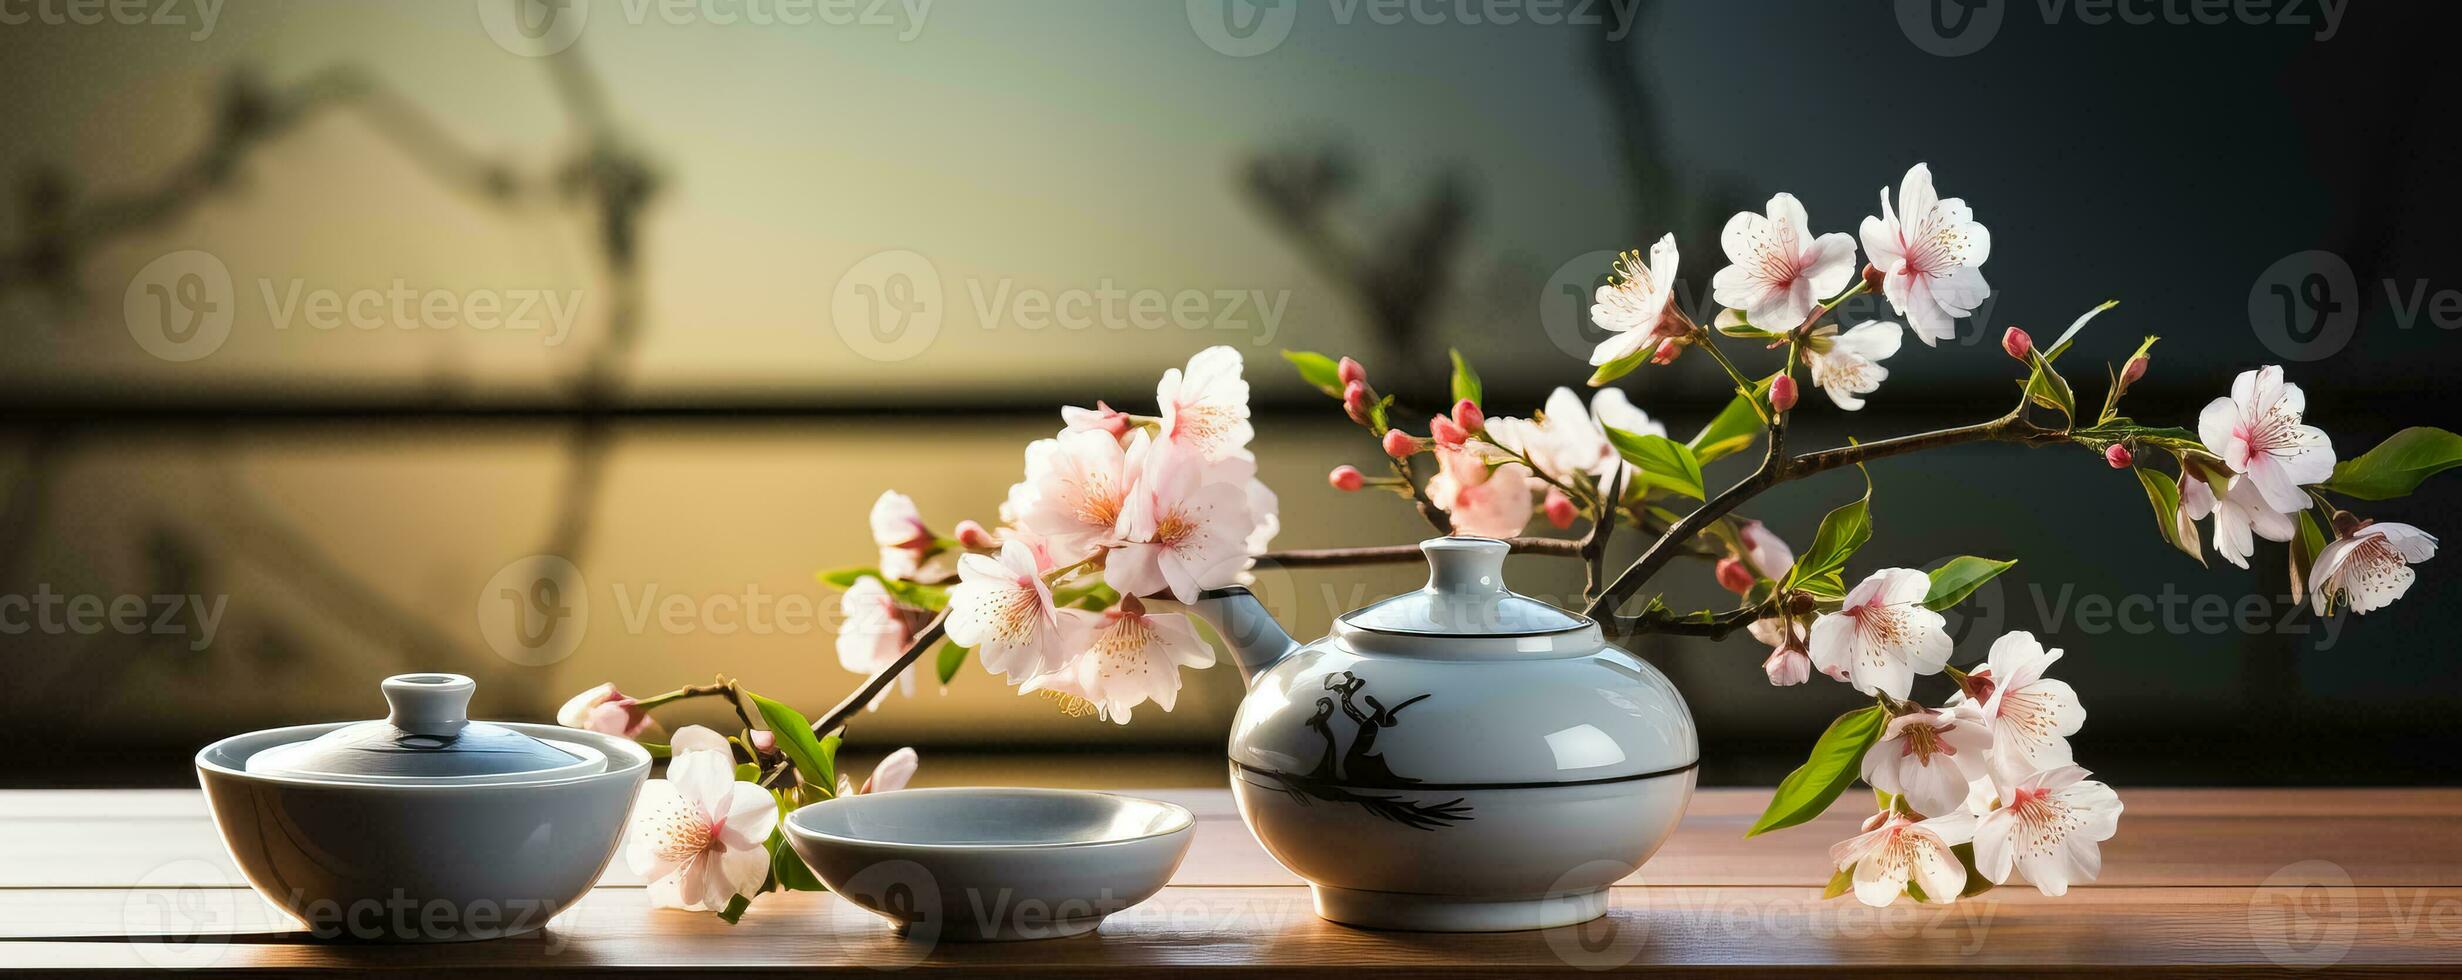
[
  {"xmin": 381, "ymin": 673, "xmax": 475, "ymax": 737},
  {"xmin": 1421, "ymin": 536, "xmax": 1512, "ymax": 596}
]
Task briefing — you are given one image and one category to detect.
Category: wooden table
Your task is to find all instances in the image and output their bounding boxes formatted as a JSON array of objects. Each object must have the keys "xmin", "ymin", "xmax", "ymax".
[{"xmin": 4, "ymin": 787, "xmax": 2458, "ymax": 975}]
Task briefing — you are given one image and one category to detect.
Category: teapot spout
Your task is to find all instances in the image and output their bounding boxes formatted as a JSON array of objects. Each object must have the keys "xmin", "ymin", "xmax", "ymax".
[{"xmin": 1176, "ymin": 586, "xmax": 1299, "ymax": 681}]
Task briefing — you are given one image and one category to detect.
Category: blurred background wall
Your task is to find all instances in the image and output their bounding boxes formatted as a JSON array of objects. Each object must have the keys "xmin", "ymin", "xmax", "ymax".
[{"xmin": 1, "ymin": 0, "xmax": 2454, "ymax": 786}]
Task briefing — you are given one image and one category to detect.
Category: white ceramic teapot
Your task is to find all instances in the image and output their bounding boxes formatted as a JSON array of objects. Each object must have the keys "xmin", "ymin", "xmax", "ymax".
[{"xmin": 1173, "ymin": 536, "xmax": 1698, "ymax": 932}]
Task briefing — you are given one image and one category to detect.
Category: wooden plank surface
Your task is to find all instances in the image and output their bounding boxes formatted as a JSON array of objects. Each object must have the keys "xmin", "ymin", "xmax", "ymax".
[{"xmin": 2, "ymin": 788, "xmax": 2458, "ymax": 975}]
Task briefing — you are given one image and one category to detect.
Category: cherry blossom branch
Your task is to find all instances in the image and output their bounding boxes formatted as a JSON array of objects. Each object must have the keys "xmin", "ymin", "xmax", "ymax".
[
  {"xmin": 1627, "ymin": 604, "xmax": 1767, "ymax": 638},
  {"xmin": 808, "ymin": 612, "xmax": 949, "ymax": 739}
]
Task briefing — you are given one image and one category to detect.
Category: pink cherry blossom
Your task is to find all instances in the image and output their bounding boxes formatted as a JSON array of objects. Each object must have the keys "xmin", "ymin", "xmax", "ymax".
[
  {"xmin": 837, "ymin": 747, "xmax": 920, "ymax": 797},
  {"xmin": 1753, "ymin": 615, "xmax": 1811, "ymax": 686},
  {"xmin": 2310, "ymin": 521, "xmax": 2437, "ymax": 615},
  {"xmin": 948, "ymin": 540, "xmax": 1082, "ymax": 683},
  {"xmin": 835, "ymin": 576, "xmax": 928, "ymax": 709},
  {"xmin": 1713, "ymin": 192, "xmax": 1858, "ymax": 329},
  {"xmin": 2198, "ymin": 365, "xmax": 2335, "ymax": 514},
  {"xmin": 868, "ymin": 491, "xmax": 952, "ymax": 582},
  {"xmin": 1104, "ymin": 442, "xmax": 1258, "ymax": 603},
  {"xmin": 1859, "ymin": 163, "xmax": 1991, "ymax": 345},
  {"xmin": 1425, "ymin": 444, "xmax": 1535, "ymax": 539},
  {"xmin": 1158, "ymin": 346, "xmax": 1253, "ymax": 463},
  {"xmin": 625, "ymin": 727, "xmax": 778, "ymax": 912},
  {"xmin": 1972, "ymin": 765, "xmax": 2123, "ymax": 897},
  {"xmin": 1861, "ymin": 708, "xmax": 1993, "ymax": 817},
  {"xmin": 558, "ymin": 682, "xmax": 655, "ymax": 739},
  {"xmin": 1830, "ymin": 809, "xmax": 1975, "ymax": 907},
  {"xmin": 1060, "ymin": 400, "xmax": 1132, "ymax": 438},
  {"xmin": 1011, "ymin": 428, "xmax": 1142, "ymax": 564},
  {"xmin": 1022, "ymin": 600, "xmax": 1215, "ymax": 724},
  {"xmin": 1736, "ymin": 519, "xmax": 1794, "ymax": 581},
  {"xmin": 1808, "ymin": 567, "xmax": 1952, "ymax": 700},
  {"xmin": 1588, "ymin": 235, "xmax": 1684, "ymax": 369}
]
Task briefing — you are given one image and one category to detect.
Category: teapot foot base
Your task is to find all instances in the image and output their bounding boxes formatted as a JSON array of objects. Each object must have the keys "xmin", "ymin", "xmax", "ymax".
[{"xmin": 1311, "ymin": 885, "xmax": 1606, "ymax": 933}]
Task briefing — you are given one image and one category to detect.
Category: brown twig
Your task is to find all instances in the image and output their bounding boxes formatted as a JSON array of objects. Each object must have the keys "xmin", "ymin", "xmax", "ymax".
[{"xmin": 808, "ymin": 612, "xmax": 949, "ymax": 739}]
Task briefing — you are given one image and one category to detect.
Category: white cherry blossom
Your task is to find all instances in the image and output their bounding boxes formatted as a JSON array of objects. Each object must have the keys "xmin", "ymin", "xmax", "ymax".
[
  {"xmin": 1808, "ymin": 567, "xmax": 1953, "ymax": 700},
  {"xmin": 1860, "ymin": 163, "xmax": 1991, "ymax": 345},
  {"xmin": 1736, "ymin": 519, "xmax": 1794, "ymax": 580},
  {"xmin": 1158, "ymin": 346, "xmax": 1253, "ymax": 462},
  {"xmin": 1105, "ymin": 442, "xmax": 1258, "ymax": 603},
  {"xmin": 837, "ymin": 747, "xmax": 919, "ymax": 797},
  {"xmin": 1804, "ymin": 320, "xmax": 1903, "ymax": 411},
  {"xmin": 1752, "ymin": 615, "xmax": 1811, "ymax": 686},
  {"xmin": 835, "ymin": 576, "xmax": 927, "ymax": 709},
  {"xmin": 1713, "ymin": 192, "xmax": 1858, "ymax": 329},
  {"xmin": 1588, "ymin": 235, "xmax": 1685, "ymax": 368},
  {"xmin": 1484, "ymin": 387, "xmax": 1663, "ymax": 483},
  {"xmin": 2178, "ymin": 474, "xmax": 2294, "ymax": 570},
  {"xmin": 1830, "ymin": 809, "xmax": 1976, "ymax": 908},
  {"xmin": 1022, "ymin": 601, "xmax": 1216, "ymax": 724},
  {"xmin": 1954, "ymin": 631, "xmax": 2085, "ymax": 779},
  {"xmin": 626, "ymin": 727, "xmax": 778, "ymax": 912},
  {"xmin": 2199, "ymin": 365, "xmax": 2335, "ymax": 514},
  {"xmin": 2311, "ymin": 521, "xmax": 2438, "ymax": 615},
  {"xmin": 1861, "ymin": 707, "xmax": 1993, "ymax": 818},
  {"xmin": 947, "ymin": 540, "xmax": 1081, "ymax": 683},
  {"xmin": 1972, "ymin": 765, "xmax": 2123, "ymax": 897}
]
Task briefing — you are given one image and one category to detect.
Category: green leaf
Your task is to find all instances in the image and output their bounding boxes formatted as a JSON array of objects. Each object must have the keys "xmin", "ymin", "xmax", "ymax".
[
  {"xmin": 1688, "ymin": 380, "xmax": 1772, "ymax": 464},
  {"xmin": 1281, "ymin": 350, "xmax": 1343, "ymax": 396},
  {"xmin": 935, "ymin": 640, "xmax": 969, "ymax": 684},
  {"xmin": 767, "ymin": 825, "xmax": 826, "ymax": 892},
  {"xmin": 1714, "ymin": 308, "xmax": 1780, "ymax": 339},
  {"xmin": 1794, "ymin": 568, "xmax": 1847, "ymax": 602},
  {"xmin": 1820, "ymin": 864, "xmax": 1856, "ymax": 900},
  {"xmin": 2133, "ymin": 467, "xmax": 2205, "ymax": 566},
  {"xmin": 2322, "ymin": 426, "xmax": 2462, "ymax": 500},
  {"xmin": 1789, "ymin": 469, "xmax": 1873, "ymax": 585},
  {"xmin": 1747, "ymin": 705, "xmax": 1888, "ymax": 837},
  {"xmin": 1587, "ymin": 345, "xmax": 1651, "ymax": 387},
  {"xmin": 1448, "ymin": 348, "xmax": 1482, "ymax": 405},
  {"xmin": 716, "ymin": 892, "xmax": 753, "ymax": 925},
  {"xmin": 2045, "ymin": 299, "xmax": 2119, "ymax": 362},
  {"xmin": 2022, "ymin": 347, "xmax": 2076, "ymax": 419},
  {"xmin": 1952, "ymin": 842, "xmax": 1994, "ymax": 899},
  {"xmin": 815, "ymin": 566, "xmax": 878, "ymax": 589},
  {"xmin": 1923, "ymin": 557, "xmax": 2016, "ymax": 611},
  {"xmin": 748, "ymin": 692, "xmax": 840, "ymax": 792},
  {"xmin": 1604, "ymin": 427, "xmax": 1706, "ymax": 499}
]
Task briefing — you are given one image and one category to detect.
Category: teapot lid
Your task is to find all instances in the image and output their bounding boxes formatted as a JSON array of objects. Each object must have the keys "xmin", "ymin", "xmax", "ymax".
[
  {"xmin": 244, "ymin": 673, "xmax": 603, "ymax": 784},
  {"xmin": 1338, "ymin": 537, "xmax": 1590, "ymax": 640}
]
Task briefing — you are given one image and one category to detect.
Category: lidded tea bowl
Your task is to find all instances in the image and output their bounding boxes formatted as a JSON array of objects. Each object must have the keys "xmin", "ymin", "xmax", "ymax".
[{"xmin": 195, "ymin": 673, "xmax": 649, "ymax": 942}]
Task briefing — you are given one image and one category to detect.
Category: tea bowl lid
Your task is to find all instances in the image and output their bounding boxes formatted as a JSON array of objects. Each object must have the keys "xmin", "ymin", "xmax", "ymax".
[
  {"xmin": 244, "ymin": 673, "xmax": 604, "ymax": 784},
  {"xmin": 1335, "ymin": 538, "xmax": 1596, "ymax": 656}
]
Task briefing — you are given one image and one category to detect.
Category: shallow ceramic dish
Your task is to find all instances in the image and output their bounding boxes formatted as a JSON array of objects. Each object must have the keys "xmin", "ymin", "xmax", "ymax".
[
  {"xmin": 195, "ymin": 674, "xmax": 650, "ymax": 943},
  {"xmin": 785, "ymin": 787, "xmax": 1194, "ymax": 941}
]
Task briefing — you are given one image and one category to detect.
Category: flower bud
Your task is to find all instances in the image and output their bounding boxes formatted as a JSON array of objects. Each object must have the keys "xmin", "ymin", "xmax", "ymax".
[
  {"xmin": 1860, "ymin": 263, "xmax": 1885, "ymax": 292},
  {"xmin": 953, "ymin": 519, "xmax": 998, "ymax": 550},
  {"xmin": 1764, "ymin": 648, "xmax": 1811, "ymax": 687},
  {"xmin": 1769, "ymin": 374, "xmax": 1798, "ymax": 412},
  {"xmin": 1650, "ymin": 340, "xmax": 1684, "ymax": 365},
  {"xmin": 1543, "ymin": 488, "xmax": 1577, "ymax": 529},
  {"xmin": 1450, "ymin": 398, "xmax": 1485, "ymax": 435},
  {"xmin": 1381, "ymin": 428, "xmax": 1421, "ymax": 459},
  {"xmin": 1337, "ymin": 356, "xmax": 1367, "ymax": 388},
  {"xmin": 2002, "ymin": 326, "xmax": 2033, "ymax": 361},
  {"xmin": 1430, "ymin": 414, "xmax": 1468, "ymax": 448},
  {"xmin": 1327, "ymin": 465, "xmax": 1366, "ymax": 492},
  {"xmin": 1342, "ymin": 381, "xmax": 1372, "ymax": 425},
  {"xmin": 2104, "ymin": 443, "xmax": 2133, "ymax": 468},
  {"xmin": 748, "ymin": 729, "xmax": 777, "ymax": 755},
  {"xmin": 2120, "ymin": 353, "xmax": 2149, "ymax": 387},
  {"xmin": 1715, "ymin": 557, "xmax": 1756, "ymax": 593}
]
